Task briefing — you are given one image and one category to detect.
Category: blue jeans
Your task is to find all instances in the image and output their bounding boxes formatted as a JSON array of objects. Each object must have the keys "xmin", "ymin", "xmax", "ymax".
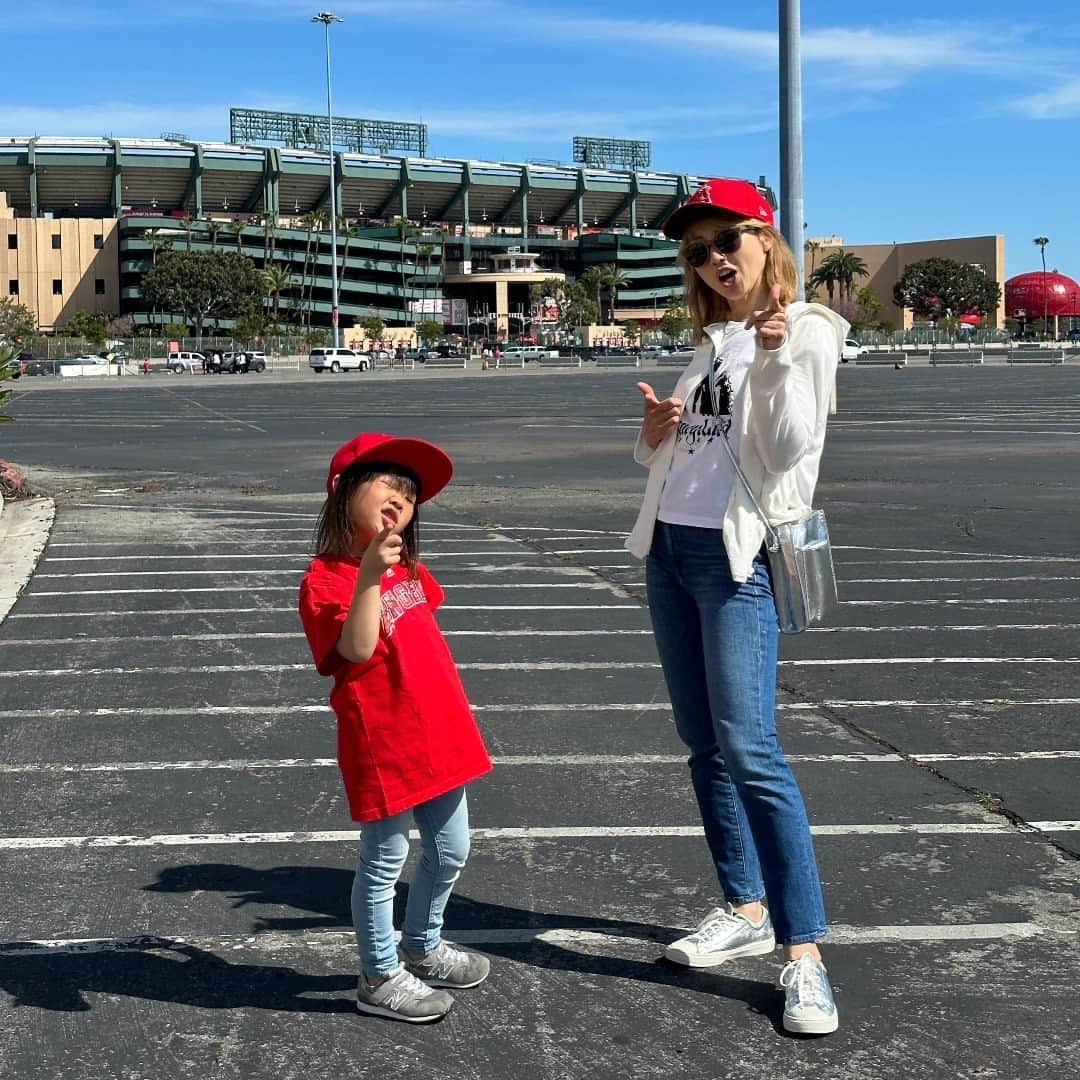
[
  {"xmin": 646, "ymin": 521, "xmax": 827, "ymax": 945},
  {"xmin": 353, "ymin": 786, "xmax": 471, "ymax": 977}
]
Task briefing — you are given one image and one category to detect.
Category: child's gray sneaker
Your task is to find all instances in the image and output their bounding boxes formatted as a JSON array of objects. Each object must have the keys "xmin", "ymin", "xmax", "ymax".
[
  {"xmin": 664, "ymin": 904, "xmax": 776, "ymax": 967},
  {"xmin": 780, "ymin": 953, "xmax": 839, "ymax": 1035},
  {"xmin": 355, "ymin": 965, "xmax": 454, "ymax": 1023},
  {"xmin": 399, "ymin": 940, "xmax": 491, "ymax": 989}
]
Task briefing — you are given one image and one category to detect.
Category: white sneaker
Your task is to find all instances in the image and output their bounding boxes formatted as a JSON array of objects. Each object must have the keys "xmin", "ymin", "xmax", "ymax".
[
  {"xmin": 780, "ymin": 953, "xmax": 839, "ymax": 1034},
  {"xmin": 664, "ymin": 904, "xmax": 776, "ymax": 967}
]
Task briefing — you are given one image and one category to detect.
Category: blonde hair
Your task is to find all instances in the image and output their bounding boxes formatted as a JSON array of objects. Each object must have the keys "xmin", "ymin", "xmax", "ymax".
[{"xmin": 677, "ymin": 219, "xmax": 799, "ymax": 343}]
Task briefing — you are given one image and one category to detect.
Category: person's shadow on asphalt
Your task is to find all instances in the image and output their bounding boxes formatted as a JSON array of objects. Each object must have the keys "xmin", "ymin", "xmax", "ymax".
[{"xmin": 0, "ymin": 862, "xmax": 785, "ymax": 1029}]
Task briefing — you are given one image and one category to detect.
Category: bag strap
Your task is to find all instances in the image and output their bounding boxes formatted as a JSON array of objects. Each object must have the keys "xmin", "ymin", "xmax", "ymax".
[{"xmin": 707, "ymin": 344, "xmax": 780, "ymax": 551}]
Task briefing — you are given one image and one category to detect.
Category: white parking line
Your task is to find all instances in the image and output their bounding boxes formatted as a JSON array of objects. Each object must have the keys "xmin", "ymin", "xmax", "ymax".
[
  {"xmin": 0, "ymin": 820, "xmax": 1072, "ymax": 851},
  {"xmin": 2, "ymin": 749, "xmax": 1075, "ymax": 775},
  {"xmin": 0, "ymin": 920, "xmax": 1059, "ymax": 959}
]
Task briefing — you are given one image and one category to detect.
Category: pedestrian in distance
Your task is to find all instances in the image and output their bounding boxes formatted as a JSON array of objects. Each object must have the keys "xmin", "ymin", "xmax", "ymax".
[
  {"xmin": 625, "ymin": 178, "xmax": 849, "ymax": 1035},
  {"xmin": 298, "ymin": 433, "xmax": 493, "ymax": 1024}
]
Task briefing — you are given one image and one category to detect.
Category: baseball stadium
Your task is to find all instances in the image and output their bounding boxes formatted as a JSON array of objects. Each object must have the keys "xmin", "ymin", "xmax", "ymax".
[{"xmin": 0, "ymin": 110, "xmax": 1008, "ymax": 342}]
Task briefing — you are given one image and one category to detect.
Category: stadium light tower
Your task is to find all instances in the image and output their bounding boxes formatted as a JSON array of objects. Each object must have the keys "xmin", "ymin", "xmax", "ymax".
[
  {"xmin": 312, "ymin": 11, "xmax": 343, "ymax": 347},
  {"xmin": 779, "ymin": 0, "xmax": 805, "ymax": 299}
]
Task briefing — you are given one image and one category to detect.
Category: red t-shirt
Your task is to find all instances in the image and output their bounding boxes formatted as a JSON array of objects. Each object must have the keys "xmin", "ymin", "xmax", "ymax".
[{"xmin": 298, "ymin": 554, "xmax": 492, "ymax": 821}]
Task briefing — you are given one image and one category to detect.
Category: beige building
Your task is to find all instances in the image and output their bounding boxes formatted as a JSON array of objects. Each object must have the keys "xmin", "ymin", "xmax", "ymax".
[
  {"xmin": 0, "ymin": 193, "xmax": 119, "ymax": 333},
  {"xmin": 804, "ymin": 234, "xmax": 1005, "ymax": 329}
]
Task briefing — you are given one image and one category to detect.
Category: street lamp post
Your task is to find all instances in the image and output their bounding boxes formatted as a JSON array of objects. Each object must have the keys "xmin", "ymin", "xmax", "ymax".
[
  {"xmin": 779, "ymin": 0, "xmax": 805, "ymax": 299},
  {"xmin": 313, "ymin": 11, "xmax": 343, "ymax": 348}
]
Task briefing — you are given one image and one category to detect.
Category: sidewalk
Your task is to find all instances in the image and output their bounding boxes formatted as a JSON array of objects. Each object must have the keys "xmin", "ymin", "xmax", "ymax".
[{"xmin": 0, "ymin": 495, "xmax": 55, "ymax": 624}]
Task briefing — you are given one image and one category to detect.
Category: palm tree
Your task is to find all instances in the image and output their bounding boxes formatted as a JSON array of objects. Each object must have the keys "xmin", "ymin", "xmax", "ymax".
[
  {"xmin": 227, "ymin": 219, "xmax": 245, "ymax": 253},
  {"xmin": 179, "ymin": 213, "xmax": 194, "ymax": 251},
  {"xmin": 393, "ymin": 217, "xmax": 415, "ymax": 330},
  {"xmin": 831, "ymin": 251, "xmax": 869, "ymax": 301},
  {"xmin": 338, "ymin": 217, "xmax": 358, "ymax": 325},
  {"xmin": 298, "ymin": 211, "xmax": 321, "ymax": 330},
  {"xmin": 804, "ymin": 239, "xmax": 820, "ymax": 284},
  {"xmin": 600, "ymin": 264, "xmax": 629, "ymax": 324},
  {"xmin": 579, "ymin": 266, "xmax": 605, "ymax": 323},
  {"xmin": 1033, "ymin": 236, "xmax": 1049, "ymax": 337},
  {"xmin": 207, "ymin": 219, "xmax": 222, "ymax": 252},
  {"xmin": 262, "ymin": 264, "xmax": 291, "ymax": 330},
  {"xmin": 418, "ymin": 244, "xmax": 435, "ymax": 324},
  {"xmin": 146, "ymin": 228, "xmax": 172, "ymax": 266}
]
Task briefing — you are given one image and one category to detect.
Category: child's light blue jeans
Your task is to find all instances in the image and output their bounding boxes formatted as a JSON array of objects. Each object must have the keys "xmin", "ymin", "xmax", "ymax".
[{"xmin": 353, "ymin": 786, "xmax": 470, "ymax": 977}]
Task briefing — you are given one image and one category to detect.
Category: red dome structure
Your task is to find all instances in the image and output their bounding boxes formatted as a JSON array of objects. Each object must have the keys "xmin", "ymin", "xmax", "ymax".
[{"xmin": 1005, "ymin": 271, "xmax": 1080, "ymax": 318}]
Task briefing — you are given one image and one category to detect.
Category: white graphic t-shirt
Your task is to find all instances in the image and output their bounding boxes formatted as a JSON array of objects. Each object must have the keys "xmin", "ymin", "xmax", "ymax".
[{"xmin": 658, "ymin": 322, "xmax": 755, "ymax": 529}]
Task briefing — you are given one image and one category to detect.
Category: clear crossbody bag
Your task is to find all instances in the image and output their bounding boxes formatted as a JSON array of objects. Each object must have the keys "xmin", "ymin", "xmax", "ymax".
[{"xmin": 707, "ymin": 347, "xmax": 837, "ymax": 634}]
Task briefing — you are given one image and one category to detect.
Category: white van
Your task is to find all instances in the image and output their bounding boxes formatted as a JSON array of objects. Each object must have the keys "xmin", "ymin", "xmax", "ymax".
[{"xmin": 308, "ymin": 347, "xmax": 370, "ymax": 373}]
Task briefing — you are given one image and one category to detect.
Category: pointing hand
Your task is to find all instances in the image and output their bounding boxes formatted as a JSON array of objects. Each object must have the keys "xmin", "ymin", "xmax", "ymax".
[
  {"xmin": 745, "ymin": 283, "xmax": 787, "ymax": 350},
  {"xmin": 637, "ymin": 381, "xmax": 683, "ymax": 450}
]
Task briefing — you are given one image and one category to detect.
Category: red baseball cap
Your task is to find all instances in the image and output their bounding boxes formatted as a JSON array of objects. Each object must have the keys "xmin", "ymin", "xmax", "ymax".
[
  {"xmin": 326, "ymin": 433, "xmax": 453, "ymax": 501},
  {"xmin": 662, "ymin": 178, "xmax": 774, "ymax": 239}
]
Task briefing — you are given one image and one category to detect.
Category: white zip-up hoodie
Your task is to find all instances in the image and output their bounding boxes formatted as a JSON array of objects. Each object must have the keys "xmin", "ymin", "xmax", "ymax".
[{"xmin": 625, "ymin": 301, "xmax": 848, "ymax": 581}]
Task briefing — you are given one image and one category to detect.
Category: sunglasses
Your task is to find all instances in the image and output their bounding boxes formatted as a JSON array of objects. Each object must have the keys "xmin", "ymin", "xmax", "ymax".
[{"xmin": 683, "ymin": 225, "xmax": 755, "ymax": 269}]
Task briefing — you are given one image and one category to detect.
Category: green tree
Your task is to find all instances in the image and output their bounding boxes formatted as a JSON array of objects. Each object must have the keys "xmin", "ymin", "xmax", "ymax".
[
  {"xmin": 233, "ymin": 311, "xmax": 268, "ymax": 342},
  {"xmin": 0, "ymin": 297, "xmax": 37, "ymax": 341},
  {"xmin": 814, "ymin": 250, "xmax": 868, "ymax": 303},
  {"xmin": 207, "ymin": 219, "xmax": 222, "ymax": 253},
  {"xmin": 622, "ymin": 319, "xmax": 642, "ymax": 347},
  {"xmin": 579, "ymin": 266, "xmax": 605, "ymax": 322},
  {"xmin": 360, "ymin": 315, "xmax": 385, "ymax": 345},
  {"xmin": 415, "ymin": 319, "xmax": 444, "ymax": 346},
  {"xmin": 0, "ymin": 343, "xmax": 18, "ymax": 423},
  {"xmin": 227, "ymin": 219, "xmax": 245, "ymax": 253},
  {"xmin": 600, "ymin": 264, "xmax": 630, "ymax": 323},
  {"xmin": 659, "ymin": 295, "xmax": 690, "ymax": 345},
  {"xmin": 146, "ymin": 228, "xmax": 173, "ymax": 266},
  {"xmin": 892, "ymin": 257, "xmax": 1002, "ymax": 323},
  {"xmin": 262, "ymin": 265, "xmax": 291, "ymax": 330},
  {"xmin": 64, "ymin": 310, "xmax": 113, "ymax": 345},
  {"xmin": 142, "ymin": 251, "xmax": 263, "ymax": 338},
  {"xmin": 529, "ymin": 278, "xmax": 597, "ymax": 334},
  {"xmin": 180, "ymin": 213, "xmax": 195, "ymax": 252}
]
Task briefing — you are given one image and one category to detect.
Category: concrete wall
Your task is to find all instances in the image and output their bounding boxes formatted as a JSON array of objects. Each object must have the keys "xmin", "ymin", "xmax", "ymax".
[
  {"xmin": 804, "ymin": 235, "xmax": 1005, "ymax": 329},
  {"xmin": 0, "ymin": 199, "xmax": 120, "ymax": 332}
]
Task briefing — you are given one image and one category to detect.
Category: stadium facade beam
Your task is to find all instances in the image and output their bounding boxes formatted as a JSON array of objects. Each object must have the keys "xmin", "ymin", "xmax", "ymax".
[
  {"xmin": 109, "ymin": 139, "xmax": 123, "ymax": 218},
  {"xmin": 181, "ymin": 143, "xmax": 204, "ymax": 218},
  {"xmin": 27, "ymin": 137, "xmax": 37, "ymax": 218}
]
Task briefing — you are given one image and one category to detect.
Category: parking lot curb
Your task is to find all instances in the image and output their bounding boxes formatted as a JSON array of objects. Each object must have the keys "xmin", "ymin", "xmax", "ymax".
[{"xmin": 0, "ymin": 495, "xmax": 55, "ymax": 625}]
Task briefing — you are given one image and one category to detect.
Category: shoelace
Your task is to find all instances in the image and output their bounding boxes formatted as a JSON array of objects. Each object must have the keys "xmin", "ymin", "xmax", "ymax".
[
  {"xmin": 690, "ymin": 907, "xmax": 741, "ymax": 941},
  {"xmin": 380, "ymin": 969, "xmax": 434, "ymax": 1007},
  {"xmin": 780, "ymin": 955, "xmax": 831, "ymax": 1010},
  {"xmin": 423, "ymin": 942, "xmax": 465, "ymax": 978}
]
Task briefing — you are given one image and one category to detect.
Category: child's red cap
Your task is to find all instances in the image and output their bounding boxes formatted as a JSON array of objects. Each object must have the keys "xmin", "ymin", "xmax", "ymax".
[{"xmin": 326, "ymin": 433, "xmax": 453, "ymax": 502}]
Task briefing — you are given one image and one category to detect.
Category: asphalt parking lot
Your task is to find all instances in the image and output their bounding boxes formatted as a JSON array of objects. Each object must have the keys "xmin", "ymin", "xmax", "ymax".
[{"xmin": 1, "ymin": 363, "xmax": 1078, "ymax": 1079}]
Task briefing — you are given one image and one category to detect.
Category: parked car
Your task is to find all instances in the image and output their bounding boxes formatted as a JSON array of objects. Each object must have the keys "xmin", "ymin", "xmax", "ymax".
[
  {"xmin": 167, "ymin": 350, "xmax": 205, "ymax": 373},
  {"xmin": 221, "ymin": 351, "xmax": 266, "ymax": 373},
  {"xmin": 308, "ymin": 346, "xmax": 370, "ymax": 373},
  {"xmin": 841, "ymin": 338, "xmax": 868, "ymax": 362},
  {"xmin": 24, "ymin": 356, "xmax": 62, "ymax": 376}
]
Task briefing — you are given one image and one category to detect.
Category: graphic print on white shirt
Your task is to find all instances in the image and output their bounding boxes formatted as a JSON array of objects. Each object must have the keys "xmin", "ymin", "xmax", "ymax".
[{"xmin": 658, "ymin": 324, "xmax": 755, "ymax": 530}]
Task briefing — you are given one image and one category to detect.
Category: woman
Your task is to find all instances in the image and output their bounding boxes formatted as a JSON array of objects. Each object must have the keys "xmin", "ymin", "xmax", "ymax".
[{"xmin": 625, "ymin": 178, "xmax": 847, "ymax": 1035}]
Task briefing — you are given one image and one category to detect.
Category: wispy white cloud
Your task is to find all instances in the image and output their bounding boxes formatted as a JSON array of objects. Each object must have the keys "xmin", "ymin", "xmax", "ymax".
[
  {"xmin": 1004, "ymin": 78, "xmax": 1080, "ymax": 119},
  {"xmin": 0, "ymin": 103, "xmax": 231, "ymax": 140}
]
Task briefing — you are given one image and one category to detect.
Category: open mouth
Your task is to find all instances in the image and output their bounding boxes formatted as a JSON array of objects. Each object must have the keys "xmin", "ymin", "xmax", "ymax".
[
  {"xmin": 381, "ymin": 509, "xmax": 399, "ymax": 528},
  {"xmin": 717, "ymin": 268, "xmax": 737, "ymax": 287}
]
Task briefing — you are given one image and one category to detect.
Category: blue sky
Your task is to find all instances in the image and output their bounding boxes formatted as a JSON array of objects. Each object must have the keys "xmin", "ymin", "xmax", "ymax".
[{"xmin": 7, "ymin": 1, "xmax": 1080, "ymax": 280}]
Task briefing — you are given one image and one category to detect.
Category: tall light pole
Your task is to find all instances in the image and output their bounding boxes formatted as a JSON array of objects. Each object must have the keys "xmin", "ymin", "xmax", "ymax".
[
  {"xmin": 313, "ymin": 11, "xmax": 343, "ymax": 347},
  {"xmin": 779, "ymin": 0, "xmax": 805, "ymax": 299}
]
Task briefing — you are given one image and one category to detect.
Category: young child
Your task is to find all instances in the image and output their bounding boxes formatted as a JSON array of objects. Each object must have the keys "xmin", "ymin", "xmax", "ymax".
[{"xmin": 298, "ymin": 432, "xmax": 493, "ymax": 1023}]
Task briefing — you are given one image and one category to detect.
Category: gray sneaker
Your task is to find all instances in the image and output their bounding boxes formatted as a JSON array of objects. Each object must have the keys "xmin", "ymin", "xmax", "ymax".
[
  {"xmin": 355, "ymin": 965, "xmax": 454, "ymax": 1023},
  {"xmin": 780, "ymin": 953, "xmax": 839, "ymax": 1035},
  {"xmin": 665, "ymin": 904, "xmax": 776, "ymax": 967},
  {"xmin": 400, "ymin": 940, "xmax": 491, "ymax": 989}
]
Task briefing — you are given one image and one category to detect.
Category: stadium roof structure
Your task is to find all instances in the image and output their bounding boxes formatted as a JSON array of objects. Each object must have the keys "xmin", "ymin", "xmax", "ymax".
[{"xmin": 0, "ymin": 136, "xmax": 771, "ymax": 232}]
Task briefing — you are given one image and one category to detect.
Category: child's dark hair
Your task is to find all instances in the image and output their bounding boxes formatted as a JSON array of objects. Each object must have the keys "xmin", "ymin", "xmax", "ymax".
[{"xmin": 314, "ymin": 461, "xmax": 421, "ymax": 576}]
